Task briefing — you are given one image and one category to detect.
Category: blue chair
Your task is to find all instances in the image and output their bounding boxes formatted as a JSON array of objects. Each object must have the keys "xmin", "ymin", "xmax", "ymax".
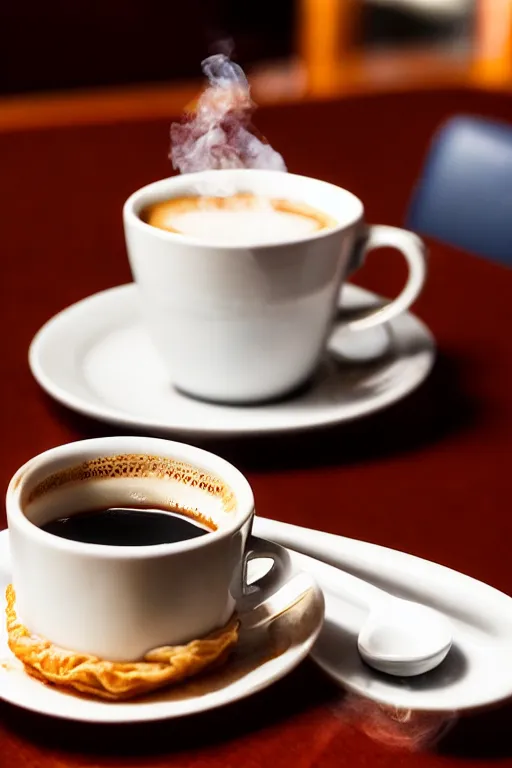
[{"xmin": 407, "ymin": 116, "xmax": 512, "ymax": 266}]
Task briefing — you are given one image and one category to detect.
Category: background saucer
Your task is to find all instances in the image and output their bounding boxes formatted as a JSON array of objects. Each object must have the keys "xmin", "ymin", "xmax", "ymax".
[{"xmin": 29, "ymin": 283, "xmax": 435, "ymax": 438}]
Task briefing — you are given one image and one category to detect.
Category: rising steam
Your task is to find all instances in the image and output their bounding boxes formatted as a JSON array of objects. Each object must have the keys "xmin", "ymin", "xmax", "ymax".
[
  {"xmin": 337, "ymin": 694, "xmax": 457, "ymax": 751},
  {"xmin": 170, "ymin": 54, "xmax": 286, "ymax": 174}
]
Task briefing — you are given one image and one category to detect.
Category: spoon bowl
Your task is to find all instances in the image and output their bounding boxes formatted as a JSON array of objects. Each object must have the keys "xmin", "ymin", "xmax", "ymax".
[{"xmin": 357, "ymin": 598, "xmax": 453, "ymax": 676}]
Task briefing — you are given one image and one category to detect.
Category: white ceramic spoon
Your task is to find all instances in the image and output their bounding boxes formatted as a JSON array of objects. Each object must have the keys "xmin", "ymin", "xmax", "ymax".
[{"xmin": 253, "ymin": 517, "xmax": 452, "ymax": 677}]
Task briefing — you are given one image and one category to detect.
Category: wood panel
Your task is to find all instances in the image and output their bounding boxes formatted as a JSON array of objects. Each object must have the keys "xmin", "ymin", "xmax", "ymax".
[
  {"xmin": 474, "ymin": 0, "xmax": 512, "ymax": 85},
  {"xmin": 297, "ymin": 0, "xmax": 361, "ymax": 94},
  {"xmin": 298, "ymin": 0, "xmax": 512, "ymax": 95}
]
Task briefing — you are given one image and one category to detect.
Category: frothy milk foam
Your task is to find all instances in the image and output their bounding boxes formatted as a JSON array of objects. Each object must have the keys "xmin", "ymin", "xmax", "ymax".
[
  {"xmin": 143, "ymin": 194, "xmax": 335, "ymax": 245},
  {"xmin": 170, "ymin": 208, "xmax": 319, "ymax": 244}
]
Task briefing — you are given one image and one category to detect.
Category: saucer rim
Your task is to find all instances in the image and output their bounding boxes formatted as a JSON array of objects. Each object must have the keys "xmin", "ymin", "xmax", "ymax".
[{"xmin": 28, "ymin": 283, "xmax": 436, "ymax": 438}]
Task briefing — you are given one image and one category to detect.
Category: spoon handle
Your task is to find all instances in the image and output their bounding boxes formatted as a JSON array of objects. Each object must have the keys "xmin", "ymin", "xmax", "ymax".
[{"xmin": 253, "ymin": 516, "xmax": 391, "ymax": 609}]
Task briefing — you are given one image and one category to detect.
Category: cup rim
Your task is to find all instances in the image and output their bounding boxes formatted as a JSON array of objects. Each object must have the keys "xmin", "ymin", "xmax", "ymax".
[
  {"xmin": 6, "ymin": 436, "xmax": 255, "ymax": 559},
  {"xmin": 123, "ymin": 168, "xmax": 364, "ymax": 250}
]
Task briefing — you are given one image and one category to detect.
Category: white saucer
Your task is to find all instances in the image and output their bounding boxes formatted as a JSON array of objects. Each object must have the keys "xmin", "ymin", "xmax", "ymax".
[
  {"xmin": 29, "ymin": 283, "xmax": 435, "ymax": 438},
  {"xmin": 0, "ymin": 529, "xmax": 323, "ymax": 723},
  {"xmin": 254, "ymin": 517, "xmax": 512, "ymax": 713}
]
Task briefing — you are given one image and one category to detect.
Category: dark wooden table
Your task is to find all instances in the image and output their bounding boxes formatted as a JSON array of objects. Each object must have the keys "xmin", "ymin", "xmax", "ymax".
[{"xmin": 1, "ymin": 87, "xmax": 512, "ymax": 767}]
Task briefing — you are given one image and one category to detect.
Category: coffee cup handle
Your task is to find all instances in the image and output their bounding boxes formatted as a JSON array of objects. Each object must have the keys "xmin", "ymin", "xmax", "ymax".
[
  {"xmin": 239, "ymin": 536, "xmax": 293, "ymax": 610},
  {"xmin": 340, "ymin": 225, "xmax": 427, "ymax": 332}
]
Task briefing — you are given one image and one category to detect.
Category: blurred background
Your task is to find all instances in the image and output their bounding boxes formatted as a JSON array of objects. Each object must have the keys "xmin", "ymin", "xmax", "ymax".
[{"xmin": 0, "ymin": 1, "xmax": 510, "ymax": 112}]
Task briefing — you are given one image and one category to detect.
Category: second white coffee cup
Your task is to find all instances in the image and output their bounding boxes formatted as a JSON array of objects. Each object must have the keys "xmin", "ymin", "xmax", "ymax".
[{"xmin": 124, "ymin": 169, "xmax": 427, "ymax": 404}]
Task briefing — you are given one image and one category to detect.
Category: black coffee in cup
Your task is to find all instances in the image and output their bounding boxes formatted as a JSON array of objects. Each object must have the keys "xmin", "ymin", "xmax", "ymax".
[{"xmin": 41, "ymin": 506, "xmax": 214, "ymax": 546}]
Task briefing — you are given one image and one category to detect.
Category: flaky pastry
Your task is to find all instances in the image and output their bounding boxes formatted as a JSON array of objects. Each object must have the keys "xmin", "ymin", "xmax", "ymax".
[{"xmin": 5, "ymin": 585, "xmax": 239, "ymax": 701}]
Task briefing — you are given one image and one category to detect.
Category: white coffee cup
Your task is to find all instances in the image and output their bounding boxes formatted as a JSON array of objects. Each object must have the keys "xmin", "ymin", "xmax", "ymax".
[
  {"xmin": 123, "ymin": 169, "xmax": 427, "ymax": 404},
  {"xmin": 6, "ymin": 436, "xmax": 291, "ymax": 662}
]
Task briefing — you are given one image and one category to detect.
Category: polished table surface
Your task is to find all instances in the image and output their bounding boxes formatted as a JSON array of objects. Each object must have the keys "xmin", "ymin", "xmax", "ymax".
[{"xmin": 0, "ymin": 87, "xmax": 512, "ymax": 766}]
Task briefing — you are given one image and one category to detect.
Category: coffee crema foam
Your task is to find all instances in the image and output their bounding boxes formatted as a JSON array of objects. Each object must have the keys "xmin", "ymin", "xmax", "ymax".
[
  {"xmin": 141, "ymin": 194, "xmax": 337, "ymax": 245},
  {"xmin": 20, "ymin": 454, "xmax": 237, "ymax": 533}
]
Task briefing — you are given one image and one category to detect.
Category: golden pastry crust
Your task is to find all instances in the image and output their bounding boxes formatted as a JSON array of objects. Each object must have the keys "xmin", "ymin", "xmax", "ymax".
[{"xmin": 5, "ymin": 585, "xmax": 239, "ymax": 701}]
